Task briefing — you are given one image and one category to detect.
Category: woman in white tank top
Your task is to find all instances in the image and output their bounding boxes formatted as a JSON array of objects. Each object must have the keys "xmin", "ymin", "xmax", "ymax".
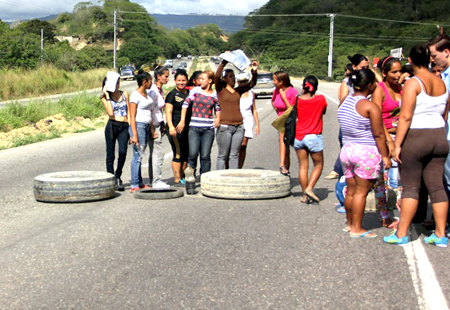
[
  {"xmin": 385, "ymin": 44, "xmax": 450, "ymax": 247},
  {"xmin": 236, "ymin": 72, "xmax": 260, "ymax": 168}
]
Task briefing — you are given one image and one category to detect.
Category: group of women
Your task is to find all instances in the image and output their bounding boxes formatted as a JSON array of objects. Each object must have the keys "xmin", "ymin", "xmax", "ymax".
[
  {"xmin": 101, "ymin": 59, "xmax": 261, "ymax": 193},
  {"xmin": 333, "ymin": 45, "xmax": 449, "ymax": 247},
  {"xmin": 101, "ymin": 44, "xmax": 450, "ymax": 248}
]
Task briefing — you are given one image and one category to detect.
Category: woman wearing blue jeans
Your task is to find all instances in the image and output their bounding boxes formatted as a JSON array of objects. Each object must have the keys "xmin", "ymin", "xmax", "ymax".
[
  {"xmin": 178, "ymin": 71, "xmax": 221, "ymax": 175},
  {"xmin": 128, "ymin": 71, "xmax": 158, "ymax": 192}
]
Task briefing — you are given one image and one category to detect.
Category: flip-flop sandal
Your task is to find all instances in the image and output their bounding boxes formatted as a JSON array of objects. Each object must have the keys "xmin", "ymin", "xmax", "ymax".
[
  {"xmin": 350, "ymin": 231, "xmax": 377, "ymax": 238},
  {"xmin": 304, "ymin": 189, "xmax": 320, "ymax": 203},
  {"xmin": 336, "ymin": 206, "xmax": 346, "ymax": 214},
  {"xmin": 279, "ymin": 166, "xmax": 290, "ymax": 176},
  {"xmin": 343, "ymin": 227, "xmax": 350, "ymax": 233}
]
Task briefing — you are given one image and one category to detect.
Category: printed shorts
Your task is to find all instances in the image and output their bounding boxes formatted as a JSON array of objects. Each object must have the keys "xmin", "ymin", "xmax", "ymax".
[
  {"xmin": 294, "ymin": 134, "xmax": 323, "ymax": 153},
  {"xmin": 340, "ymin": 144, "xmax": 382, "ymax": 180}
]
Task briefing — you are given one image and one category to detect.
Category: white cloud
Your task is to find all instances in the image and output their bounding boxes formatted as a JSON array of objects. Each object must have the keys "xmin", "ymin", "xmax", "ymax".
[{"xmin": 0, "ymin": 0, "xmax": 268, "ymax": 21}]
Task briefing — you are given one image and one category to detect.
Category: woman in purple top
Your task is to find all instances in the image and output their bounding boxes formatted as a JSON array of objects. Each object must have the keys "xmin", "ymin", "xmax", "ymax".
[
  {"xmin": 337, "ymin": 69, "xmax": 391, "ymax": 238},
  {"xmin": 272, "ymin": 71, "xmax": 299, "ymax": 175}
]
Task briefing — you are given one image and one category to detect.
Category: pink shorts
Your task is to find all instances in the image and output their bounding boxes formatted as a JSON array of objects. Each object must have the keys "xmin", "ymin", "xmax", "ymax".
[{"xmin": 340, "ymin": 144, "xmax": 382, "ymax": 180}]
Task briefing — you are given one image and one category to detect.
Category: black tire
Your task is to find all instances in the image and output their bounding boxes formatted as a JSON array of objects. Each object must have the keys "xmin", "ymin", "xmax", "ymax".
[
  {"xmin": 201, "ymin": 169, "xmax": 291, "ymax": 200},
  {"xmin": 34, "ymin": 171, "xmax": 116, "ymax": 203},
  {"xmin": 134, "ymin": 188, "xmax": 184, "ymax": 200}
]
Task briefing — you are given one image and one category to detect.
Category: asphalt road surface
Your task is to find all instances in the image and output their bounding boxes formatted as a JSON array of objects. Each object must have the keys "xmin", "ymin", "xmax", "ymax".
[{"xmin": 1, "ymin": 77, "xmax": 449, "ymax": 309}]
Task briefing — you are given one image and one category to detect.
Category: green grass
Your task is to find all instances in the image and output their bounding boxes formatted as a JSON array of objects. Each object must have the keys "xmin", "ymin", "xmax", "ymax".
[
  {"xmin": 10, "ymin": 129, "xmax": 64, "ymax": 148},
  {"xmin": 0, "ymin": 93, "xmax": 104, "ymax": 132},
  {"xmin": 0, "ymin": 65, "xmax": 110, "ymax": 101}
]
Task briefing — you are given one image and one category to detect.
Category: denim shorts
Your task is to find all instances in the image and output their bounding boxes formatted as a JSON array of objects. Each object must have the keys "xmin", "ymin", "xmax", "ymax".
[{"xmin": 294, "ymin": 134, "xmax": 323, "ymax": 153}]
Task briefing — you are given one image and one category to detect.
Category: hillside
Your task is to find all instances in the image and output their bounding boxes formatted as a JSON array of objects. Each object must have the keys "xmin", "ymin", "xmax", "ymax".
[{"xmin": 229, "ymin": 0, "xmax": 450, "ymax": 79}]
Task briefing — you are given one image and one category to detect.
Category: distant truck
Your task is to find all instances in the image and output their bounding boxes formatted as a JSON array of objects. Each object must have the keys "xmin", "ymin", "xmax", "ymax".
[
  {"xmin": 164, "ymin": 59, "xmax": 173, "ymax": 68},
  {"xmin": 119, "ymin": 65, "xmax": 136, "ymax": 81}
]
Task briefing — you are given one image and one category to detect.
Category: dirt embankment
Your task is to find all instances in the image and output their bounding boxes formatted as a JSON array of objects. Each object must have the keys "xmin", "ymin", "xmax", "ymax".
[{"xmin": 0, "ymin": 114, "xmax": 107, "ymax": 149}]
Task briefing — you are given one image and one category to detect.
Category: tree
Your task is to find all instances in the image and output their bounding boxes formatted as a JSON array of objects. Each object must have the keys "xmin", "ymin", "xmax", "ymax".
[
  {"xmin": 119, "ymin": 37, "xmax": 163, "ymax": 68},
  {"xmin": 0, "ymin": 31, "xmax": 41, "ymax": 68},
  {"xmin": 16, "ymin": 19, "xmax": 57, "ymax": 44}
]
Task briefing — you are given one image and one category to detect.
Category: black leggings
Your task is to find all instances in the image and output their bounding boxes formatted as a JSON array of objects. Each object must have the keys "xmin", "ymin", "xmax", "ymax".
[
  {"xmin": 400, "ymin": 128, "xmax": 449, "ymax": 203},
  {"xmin": 166, "ymin": 121, "xmax": 189, "ymax": 163},
  {"xmin": 105, "ymin": 119, "xmax": 129, "ymax": 178}
]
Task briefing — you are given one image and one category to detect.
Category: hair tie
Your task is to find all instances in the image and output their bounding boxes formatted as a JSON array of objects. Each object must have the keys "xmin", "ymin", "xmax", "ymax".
[
  {"xmin": 351, "ymin": 75, "xmax": 357, "ymax": 79},
  {"xmin": 304, "ymin": 81, "xmax": 313, "ymax": 92},
  {"xmin": 381, "ymin": 56, "xmax": 393, "ymax": 71}
]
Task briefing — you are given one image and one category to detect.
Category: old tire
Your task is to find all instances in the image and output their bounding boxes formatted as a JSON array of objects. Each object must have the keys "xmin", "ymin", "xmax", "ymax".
[
  {"xmin": 134, "ymin": 188, "xmax": 184, "ymax": 200},
  {"xmin": 34, "ymin": 171, "xmax": 116, "ymax": 203},
  {"xmin": 201, "ymin": 169, "xmax": 291, "ymax": 200}
]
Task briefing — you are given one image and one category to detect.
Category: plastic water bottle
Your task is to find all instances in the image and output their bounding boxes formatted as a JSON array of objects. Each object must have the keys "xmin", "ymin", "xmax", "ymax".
[{"xmin": 184, "ymin": 166, "xmax": 195, "ymax": 195}]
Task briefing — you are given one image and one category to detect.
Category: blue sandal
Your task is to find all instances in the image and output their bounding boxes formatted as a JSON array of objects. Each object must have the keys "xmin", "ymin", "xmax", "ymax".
[{"xmin": 350, "ymin": 231, "xmax": 377, "ymax": 238}]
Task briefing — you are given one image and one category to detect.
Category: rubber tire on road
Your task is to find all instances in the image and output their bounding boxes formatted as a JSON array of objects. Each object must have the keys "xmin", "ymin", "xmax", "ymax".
[
  {"xmin": 134, "ymin": 188, "xmax": 184, "ymax": 200},
  {"xmin": 201, "ymin": 169, "xmax": 291, "ymax": 200},
  {"xmin": 34, "ymin": 171, "xmax": 116, "ymax": 203}
]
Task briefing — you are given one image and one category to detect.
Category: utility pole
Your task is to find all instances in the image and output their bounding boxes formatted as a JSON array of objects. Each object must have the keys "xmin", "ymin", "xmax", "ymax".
[
  {"xmin": 327, "ymin": 14, "xmax": 336, "ymax": 79},
  {"xmin": 113, "ymin": 10, "xmax": 117, "ymax": 70},
  {"xmin": 40, "ymin": 28, "xmax": 44, "ymax": 63}
]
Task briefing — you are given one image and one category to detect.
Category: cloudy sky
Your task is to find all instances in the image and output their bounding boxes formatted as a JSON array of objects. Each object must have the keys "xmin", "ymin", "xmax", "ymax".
[{"xmin": 0, "ymin": 0, "xmax": 269, "ymax": 21}]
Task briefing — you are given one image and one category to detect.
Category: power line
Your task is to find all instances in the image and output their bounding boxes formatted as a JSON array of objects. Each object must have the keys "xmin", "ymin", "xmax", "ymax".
[{"xmin": 338, "ymin": 14, "xmax": 450, "ymax": 27}]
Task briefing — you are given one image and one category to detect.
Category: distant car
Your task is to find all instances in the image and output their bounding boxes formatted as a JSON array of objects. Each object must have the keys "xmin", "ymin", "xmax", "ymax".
[
  {"xmin": 214, "ymin": 57, "xmax": 221, "ymax": 65},
  {"xmin": 119, "ymin": 65, "xmax": 136, "ymax": 81},
  {"xmin": 187, "ymin": 55, "xmax": 192, "ymax": 60},
  {"xmin": 252, "ymin": 73, "xmax": 275, "ymax": 99},
  {"xmin": 179, "ymin": 61, "xmax": 187, "ymax": 69},
  {"xmin": 177, "ymin": 54, "xmax": 182, "ymax": 59},
  {"xmin": 164, "ymin": 59, "xmax": 173, "ymax": 68}
]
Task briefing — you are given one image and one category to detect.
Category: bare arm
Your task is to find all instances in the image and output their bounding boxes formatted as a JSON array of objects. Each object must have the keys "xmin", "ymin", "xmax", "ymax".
[
  {"xmin": 279, "ymin": 88, "xmax": 292, "ymax": 109},
  {"xmin": 214, "ymin": 60, "xmax": 227, "ymax": 92},
  {"xmin": 124, "ymin": 91, "xmax": 130, "ymax": 123},
  {"xmin": 358, "ymin": 99, "xmax": 390, "ymax": 168},
  {"xmin": 338, "ymin": 81, "xmax": 349, "ymax": 106},
  {"xmin": 165, "ymin": 103, "xmax": 176, "ymax": 136},
  {"xmin": 251, "ymin": 94, "xmax": 260, "ymax": 135},
  {"xmin": 129, "ymin": 103, "xmax": 138, "ymax": 147},
  {"xmin": 101, "ymin": 87, "xmax": 114, "ymax": 117}
]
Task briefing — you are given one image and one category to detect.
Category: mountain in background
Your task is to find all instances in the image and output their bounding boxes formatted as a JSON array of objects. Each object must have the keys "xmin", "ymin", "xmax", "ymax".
[
  {"xmin": 150, "ymin": 14, "xmax": 244, "ymax": 33},
  {"xmin": 5, "ymin": 13, "xmax": 244, "ymax": 33}
]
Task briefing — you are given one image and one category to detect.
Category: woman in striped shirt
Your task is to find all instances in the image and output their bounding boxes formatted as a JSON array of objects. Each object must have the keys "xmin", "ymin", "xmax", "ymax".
[{"xmin": 337, "ymin": 69, "xmax": 391, "ymax": 238}]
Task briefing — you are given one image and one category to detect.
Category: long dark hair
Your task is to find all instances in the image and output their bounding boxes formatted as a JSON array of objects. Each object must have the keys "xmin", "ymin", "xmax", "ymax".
[{"xmin": 274, "ymin": 70, "xmax": 293, "ymax": 87}]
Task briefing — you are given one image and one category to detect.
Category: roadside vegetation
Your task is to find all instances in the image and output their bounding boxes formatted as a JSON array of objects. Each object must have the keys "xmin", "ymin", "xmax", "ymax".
[
  {"xmin": 0, "ymin": 94, "xmax": 106, "ymax": 150},
  {"xmin": 0, "ymin": 66, "xmax": 109, "ymax": 101}
]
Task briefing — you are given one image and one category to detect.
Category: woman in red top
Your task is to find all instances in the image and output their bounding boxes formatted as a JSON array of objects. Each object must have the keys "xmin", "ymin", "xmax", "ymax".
[{"xmin": 294, "ymin": 76, "xmax": 327, "ymax": 203}]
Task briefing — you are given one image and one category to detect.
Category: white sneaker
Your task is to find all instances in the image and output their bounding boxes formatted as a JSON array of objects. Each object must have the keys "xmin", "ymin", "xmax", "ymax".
[{"xmin": 153, "ymin": 180, "xmax": 170, "ymax": 189}]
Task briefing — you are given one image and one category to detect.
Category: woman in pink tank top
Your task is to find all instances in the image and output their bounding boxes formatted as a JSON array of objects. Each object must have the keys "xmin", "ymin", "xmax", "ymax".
[{"xmin": 372, "ymin": 57, "xmax": 402, "ymax": 227}]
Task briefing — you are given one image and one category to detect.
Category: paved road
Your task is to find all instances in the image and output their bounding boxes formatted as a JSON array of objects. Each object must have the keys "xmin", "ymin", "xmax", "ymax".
[{"xmin": 0, "ymin": 79, "xmax": 449, "ymax": 309}]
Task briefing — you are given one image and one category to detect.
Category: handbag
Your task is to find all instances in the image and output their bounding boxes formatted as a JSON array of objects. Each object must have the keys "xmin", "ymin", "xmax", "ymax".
[{"xmin": 271, "ymin": 105, "xmax": 294, "ymax": 133}]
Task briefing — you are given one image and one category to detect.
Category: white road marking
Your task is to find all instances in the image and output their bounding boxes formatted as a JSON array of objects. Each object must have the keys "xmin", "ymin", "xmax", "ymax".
[
  {"xmin": 404, "ymin": 227, "xmax": 449, "ymax": 310},
  {"xmin": 317, "ymin": 91, "xmax": 340, "ymax": 105}
]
